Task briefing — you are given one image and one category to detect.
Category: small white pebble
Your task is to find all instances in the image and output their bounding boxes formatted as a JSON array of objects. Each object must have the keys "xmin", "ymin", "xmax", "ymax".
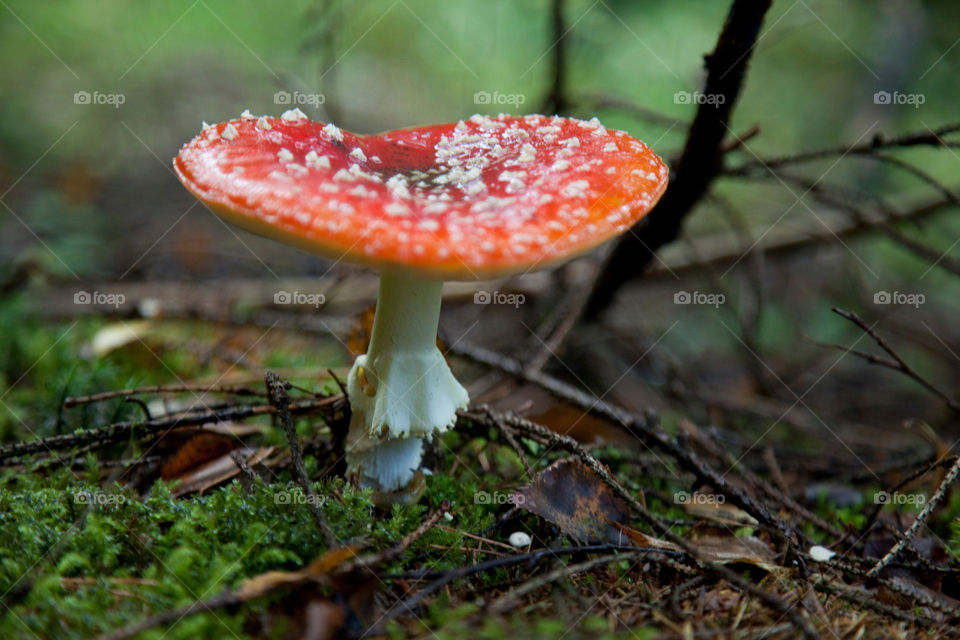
[
  {"xmin": 809, "ymin": 546, "xmax": 836, "ymax": 562},
  {"xmin": 220, "ymin": 124, "xmax": 238, "ymax": 140},
  {"xmin": 508, "ymin": 532, "xmax": 532, "ymax": 548},
  {"xmin": 443, "ymin": 512, "xmax": 454, "ymax": 523}
]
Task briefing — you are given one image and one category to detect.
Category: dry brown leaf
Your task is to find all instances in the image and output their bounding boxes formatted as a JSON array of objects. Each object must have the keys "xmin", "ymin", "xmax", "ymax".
[
  {"xmin": 161, "ymin": 432, "xmax": 239, "ymax": 480},
  {"xmin": 237, "ymin": 546, "xmax": 360, "ymax": 601},
  {"xmin": 692, "ymin": 535, "xmax": 779, "ymax": 571},
  {"xmin": 170, "ymin": 446, "xmax": 275, "ymax": 497},
  {"xmin": 515, "ymin": 458, "xmax": 676, "ymax": 551},
  {"xmin": 682, "ymin": 496, "xmax": 759, "ymax": 528}
]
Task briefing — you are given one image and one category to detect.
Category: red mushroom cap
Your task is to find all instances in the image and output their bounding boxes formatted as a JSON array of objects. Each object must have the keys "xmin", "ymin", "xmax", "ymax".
[{"xmin": 174, "ymin": 111, "xmax": 668, "ymax": 280}]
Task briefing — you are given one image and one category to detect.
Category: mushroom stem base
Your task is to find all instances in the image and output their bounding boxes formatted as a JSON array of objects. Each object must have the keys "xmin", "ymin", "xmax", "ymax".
[{"xmin": 344, "ymin": 273, "xmax": 469, "ymax": 494}]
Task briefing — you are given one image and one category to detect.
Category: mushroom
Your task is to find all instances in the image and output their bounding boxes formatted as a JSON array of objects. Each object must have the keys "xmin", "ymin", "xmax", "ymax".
[{"xmin": 173, "ymin": 110, "xmax": 668, "ymax": 502}]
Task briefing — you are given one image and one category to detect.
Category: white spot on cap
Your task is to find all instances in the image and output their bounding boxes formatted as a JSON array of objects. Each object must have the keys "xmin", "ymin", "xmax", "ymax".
[
  {"xmin": 349, "ymin": 147, "xmax": 367, "ymax": 163},
  {"xmin": 323, "ymin": 122, "xmax": 343, "ymax": 142},
  {"xmin": 603, "ymin": 142, "xmax": 618, "ymax": 152},
  {"xmin": 562, "ymin": 179, "xmax": 590, "ymax": 198},
  {"xmin": 240, "ymin": 109, "xmax": 255, "ymax": 119},
  {"xmin": 201, "ymin": 121, "xmax": 212, "ymax": 131},
  {"xmin": 333, "ymin": 169, "xmax": 355, "ymax": 182},
  {"xmin": 281, "ymin": 108, "xmax": 307, "ymax": 121},
  {"xmin": 286, "ymin": 163, "xmax": 308, "ymax": 175},
  {"xmin": 384, "ymin": 202, "xmax": 408, "ymax": 217},
  {"xmin": 256, "ymin": 117, "xmax": 272, "ymax": 130},
  {"xmin": 277, "ymin": 148, "xmax": 294, "ymax": 162},
  {"xmin": 268, "ymin": 170, "xmax": 291, "ymax": 181},
  {"xmin": 349, "ymin": 185, "xmax": 374, "ymax": 198},
  {"xmin": 498, "ymin": 170, "xmax": 527, "ymax": 193},
  {"xmin": 419, "ymin": 219, "xmax": 439, "ymax": 231},
  {"xmin": 305, "ymin": 150, "xmax": 331, "ymax": 169},
  {"xmin": 319, "ymin": 183, "xmax": 339, "ymax": 193},
  {"xmin": 552, "ymin": 159, "xmax": 570, "ymax": 171},
  {"xmin": 517, "ymin": 143, "xmax": 536, "ymax": 163},
  {"xmin": 386, "ymin": 175, "xmax": 411, "ymax": 199},
  {"xmin": 220, "ymin": 124, "xmax": 238, "ymax": 140}
]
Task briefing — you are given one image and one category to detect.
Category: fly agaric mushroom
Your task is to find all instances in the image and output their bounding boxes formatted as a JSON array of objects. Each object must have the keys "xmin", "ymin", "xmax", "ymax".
[{"xmin": 173, "ymin": 110, "xmax": 667, "ymax": 501}]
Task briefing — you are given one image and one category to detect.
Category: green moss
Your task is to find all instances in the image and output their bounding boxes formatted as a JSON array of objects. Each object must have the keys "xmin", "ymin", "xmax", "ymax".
[{"xmin": 0, "ymin": 469, "xmax": 487, "ymax": 639}]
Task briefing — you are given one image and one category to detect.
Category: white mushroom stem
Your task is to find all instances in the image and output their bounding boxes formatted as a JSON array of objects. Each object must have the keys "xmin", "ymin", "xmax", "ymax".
[{"xmin": 345, "ymin": 272, "xmax": 469, "ymax": 493}]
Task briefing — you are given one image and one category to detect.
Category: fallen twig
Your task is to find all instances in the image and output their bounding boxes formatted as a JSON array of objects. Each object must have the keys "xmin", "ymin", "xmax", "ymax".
[
  {"xmin": 265, "ymin": 371, "xmax": 338, "ymax": 548},
  {"xmin": 866, "ymin": 455, "xmax": 960, "ymax": 579}
]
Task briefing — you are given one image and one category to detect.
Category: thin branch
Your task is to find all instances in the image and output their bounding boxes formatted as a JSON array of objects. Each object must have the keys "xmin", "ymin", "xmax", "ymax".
[
  {"xmin": 727, "ymin": 121, "xmax": 960, "ymax": 175},
  {"xmin": 0, "ymin": 396, "xmax": 342, "ymax": 462},
  {"xmin": 831, "ymin": 308, "xmax": 960, "ymax": 413},
  {"xmin": 63, "ymin": 383, "xmax": 267, "ymax": 407}
]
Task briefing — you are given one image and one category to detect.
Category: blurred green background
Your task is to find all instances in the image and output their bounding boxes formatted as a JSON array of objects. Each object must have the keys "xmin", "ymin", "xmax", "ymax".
[{"xmin": 1, "ymin": 0, "xmax": 959, "ymax": 448}]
